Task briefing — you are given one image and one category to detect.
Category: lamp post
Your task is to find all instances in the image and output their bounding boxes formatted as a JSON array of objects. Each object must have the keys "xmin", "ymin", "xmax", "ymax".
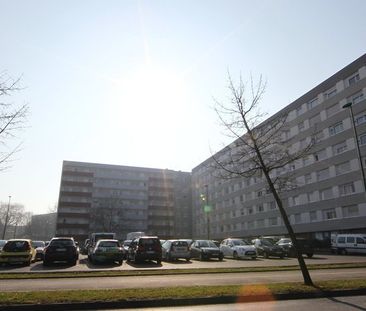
[
  {"xmin": 342, "ymin": 102, "xmax": 366, "ymax": 192},
  {"xmin": 200, "ymin": 185, "xmax": 211, "ymax": 240},
  {"xmin": 1, "ymin": 196, "xmax": 11, "ymax": 240}
]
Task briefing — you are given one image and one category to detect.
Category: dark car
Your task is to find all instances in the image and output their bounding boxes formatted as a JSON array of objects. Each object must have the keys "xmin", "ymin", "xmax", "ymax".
[
  {"xmin": 252, "ymin": 238, "xmax": 285, "ymax": 258},
  {"xmin": 126, "ymin": 236, "xmax": 162, "ymax": 264},
  {"xmin": 190, "ymin": 240, "xmax": 223, "ymax": 261},
  {"xmin": 43, "ymin": 237, "xmax": 79, "ymax": 266},
  {"xmin": 277, "ymin": 238, "xmax": 314, "ymax": 258}
]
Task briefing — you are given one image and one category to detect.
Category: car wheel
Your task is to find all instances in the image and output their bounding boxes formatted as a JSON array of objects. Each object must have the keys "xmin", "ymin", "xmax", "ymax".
[
  {"xmin": 307, "ymin": 253, "xmax": 314, "ymax": 258},
  {"xmin": 157, "ymin": 259, "xmax": 161, "ymax": 264},
  {"xmin": 25, "ymin": 260, "xmax": 31, "ymax": 266},
  {"xmin": 199, "ymin": 253, "xmax": 204, "ymax": 261},
  {"xmin": 279, "ymin": 255, "xmax": 284, "ymax": 259},
  {"xmin": 233, "ymin": 251, "xmax": 238, "ymax": 260},
  {"xmin": 186, "ymin": 257, "xmax": 190, "ymax": 262},
  {"xmin": 219, "ymin": 255, "xmax": 223, "ymax": 261},
  {"xmin": 166, "ymin": 253, "xmax": 171, "ymax": 262},
  {"xmin": 264, "ymin": 252, "xmax": 269, "ymax": 259},
  {"xmin": 341, "ymin": 249, "xmax": 348, "ymax": 255},
  {"xmin": 70, "ymin": 260, "xmax": 77, "ymax": 266},
  {"xmin": 118, "ymin": 260, "xmax": 123, "ymax": 265}
]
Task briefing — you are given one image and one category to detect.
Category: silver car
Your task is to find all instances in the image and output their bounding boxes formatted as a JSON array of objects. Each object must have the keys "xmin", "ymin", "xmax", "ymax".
[
  {"xmin": 220, "ymin": 238, "xmax": 257, "ymax": 260},
  {"xmin": 162, "ymin": 240, "xmax": 190, "ymax": 262}
]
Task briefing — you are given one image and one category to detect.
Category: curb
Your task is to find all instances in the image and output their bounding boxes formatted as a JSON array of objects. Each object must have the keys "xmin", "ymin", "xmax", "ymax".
[{"xmin": 1, "ymin": 288, "xmax": 366, "ymax": 311}]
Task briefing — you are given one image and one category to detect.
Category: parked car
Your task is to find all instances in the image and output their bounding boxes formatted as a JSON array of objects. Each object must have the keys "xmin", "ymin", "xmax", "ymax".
[
  {"xmin": 127, "ymin": 236, "xmax": 162, "ymax": 264},
  {"xmin": 331, "ymin": 234, "xmax": 366, "ymax": 255},
  {"xmin": 162, "ymin": 240, "xmax": 190, "ymax": 261},
  {"xmin": 220, "ymin": 238, "xmax": 257, "ymax": 260},
  {"xmin": 252, "ymin": 238, "xmax": 285, "ymax": 258},
  {"xmin": 32, "ymin": 240, "xmax": 46, "ymax": 261},
  {"xmin": 190, "ymin": 240, "xmax": 223, "ymax": 261},
  {"xmin": 276, "ymin": 238, "xmax": 314, "ymax": 258},
  {"xmin": 89, "ymin": 239, "xmax": 124, "ymax": 265},
  {"xmin": 80, "ymin": 239, "xmax": 90, "ymax": 255},
  {"xmin": 0, "ymin": 239, "xmax": 36, "ymax": 266},
  {"xmin": 0, "ymin": 240, "xmax": 7, "ymax": 251},
  {"xmin": 43, "ymin": 237, "xmax": 79, "ymax": 266}
]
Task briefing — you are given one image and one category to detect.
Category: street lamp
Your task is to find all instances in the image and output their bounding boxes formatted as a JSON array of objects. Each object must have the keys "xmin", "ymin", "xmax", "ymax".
[
  {"xmin": 342, "ymin": 102, "xmax": 366, "ymax": 192},
  {"xmin": 200, "ymin": 185, "xmax": 211, "ymax": 240},
  {"xmin": 1, "ymin": 196, "xmax": 11, "ymax": 239}
]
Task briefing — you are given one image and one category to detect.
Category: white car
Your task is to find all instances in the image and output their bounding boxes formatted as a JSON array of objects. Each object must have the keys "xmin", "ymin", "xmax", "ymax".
[{"xmin": 220, "ymin": 238, "xmax": 257, "ymax": 259}]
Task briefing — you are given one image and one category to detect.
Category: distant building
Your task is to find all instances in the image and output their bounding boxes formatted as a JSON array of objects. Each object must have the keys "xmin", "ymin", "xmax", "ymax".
[
  {"xmin": 30, "ymin": 213, "xmax": 57, "ymax": 241},
  {"xmin": 192, "ymin": 54, "xmax": 366, "ymax": 242},
  {"xmin": 56, "ymin": 161, "xmax": 192, "ymax": 242}
]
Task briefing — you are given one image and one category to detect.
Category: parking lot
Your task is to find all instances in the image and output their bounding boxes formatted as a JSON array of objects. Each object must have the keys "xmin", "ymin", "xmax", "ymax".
[{"xmin": 1, "ymin": 253, "xmax": 366, "ymax": 273}]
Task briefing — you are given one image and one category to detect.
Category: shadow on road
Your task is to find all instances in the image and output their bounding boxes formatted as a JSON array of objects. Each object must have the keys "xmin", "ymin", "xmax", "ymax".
[{"xmin": 125, "ymin": 260, "xmax": 162, "ymax": 268}]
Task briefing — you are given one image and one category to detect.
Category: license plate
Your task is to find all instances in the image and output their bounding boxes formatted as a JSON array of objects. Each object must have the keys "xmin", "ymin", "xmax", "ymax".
[
  {"xmin": 56, "ymin": 248, "xmax": 66, "ymax": 252},
  {"xmin": 146, "ymin": 251, "xmax": 154, "ymax": 254}
]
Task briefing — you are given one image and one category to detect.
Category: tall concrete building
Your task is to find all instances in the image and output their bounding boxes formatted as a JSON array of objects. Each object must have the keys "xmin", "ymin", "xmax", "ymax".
[
  {"xmin": 192, "ymin": 54, "xmax": 366, "ymax": 242},
  {"xmin": 56, "ymin": 161, "xmax": 192, "ymax": 242}
]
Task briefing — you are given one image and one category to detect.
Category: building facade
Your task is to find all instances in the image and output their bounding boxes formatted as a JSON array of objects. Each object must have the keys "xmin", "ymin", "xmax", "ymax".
[
  {"xmin": 192, "ymin": 54, "xmax": 366, "ymax": 242},
  {"xmin": 56, "ymin": 161, "xmax": 192, "ymax": 242}
]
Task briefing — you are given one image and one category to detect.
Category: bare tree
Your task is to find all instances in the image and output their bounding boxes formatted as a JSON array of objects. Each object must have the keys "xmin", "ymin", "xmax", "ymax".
[
  {"xmin": 213, "ymin": 74, "xmax": 314, "ymax": 286},
  {"xmin": 0, "ymin": 202, "xmax": 29, "ymax": 239},
  {"xmin": 0, "ymin": 72, "xmax": 29, "ymax": 171},
  {"xmin": 90, "ymin": 197, "xmax": 124, "ymax": 233}
]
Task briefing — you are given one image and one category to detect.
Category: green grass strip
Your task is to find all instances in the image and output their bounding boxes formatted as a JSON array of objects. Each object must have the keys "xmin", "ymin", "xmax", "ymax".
[
  {"xmin": 0, "ymin": 279, "xmax": 366, "ymax": 306},
  {"xmin": 0, "ymin": 262, "xmax": 365, "ymax": 279}
]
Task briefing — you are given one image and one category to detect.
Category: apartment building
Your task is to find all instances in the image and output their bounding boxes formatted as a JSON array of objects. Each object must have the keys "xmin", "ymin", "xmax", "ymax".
[
  {"xmin": 56, "ymin": 161, "xmax": 192, "ymax": 242},
  {"xmin": 192, "ymin": 54, "xmax": 366, "ymax": 242}
]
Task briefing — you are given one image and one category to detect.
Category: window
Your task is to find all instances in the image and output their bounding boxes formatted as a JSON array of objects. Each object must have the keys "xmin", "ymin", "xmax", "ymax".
[
  {"xmin": 314, "ymin": 131, "xmax": 324, "ymax": 142},
  {"xmin": 307, "ymin": 97, "xmax": 318, "ymax": 110},
  {"xmin": 335, "ymin": 161, "xmax": 351, "ymax": 175},
  {"xmin": 269, "ymin": 201, "xmax": 276, "ymax": 210},
  {"xmin": 323, "ymin": 208, "xmax": 337, "ymax": 220},
  {"xmin": 320, "ymin": 187, "xmax": 333, "ymax": 200},
  {"xmin": 294, "ymin": 213, "xmax": 301, "ymax": 224},
  {"xmin": 332, "ymin": 141, "xmax": 347, "ymax": 155},
  {"xmin": 296, "ymin": 106, "xmax": 303, "ymax": 117},
  {"xmin": 348, "ymin": 72, "xmax": 360, "ymax": 85},
  {"xmin": 298, "ymin": 122, "xmax": 305, "ymax": 132},
  {"xmin": 314, "ymin": 149, "xmax": 327, "ymax": 161},
  {"xmin": 329, "ymin": 122, "xmax": 344, "ymax": 136},
  {"xmin": 317, "ymin": 168, "xmax": 329, "ymax": 181},
  {"xmin": 342, "ymin": 205, "xmax": 359, "ymax": 218},
  {"xmin": 339, "ymin": 182, "xmax": 355, "ymax": 196},
  {"xmin": 348, "ymin": 91, "xmax": 364, "ymax": 105},
  {"xmin": 257, "ymin": 204, "xmax": 264, "ymax": 212},
  {"xmin": 346, "ymin": 236, "xmax": 355, "ymax": 243},
  {"xmin": 326, "ymin": 103, "xmax": 340, "ymax": 117},
  {"xmin": 248, "ymin": 207, "xmax": 253, "ymax": 215},
  {"xmin": 309, "ymin": 113, "xmax": 321, "ymax": 128},
  {"xmin": 359, "ymin": 133, "xmax": 366, "ymax": 146},
  {"xmin": 256, "ymin": 219, "xmax": 265, "ymax": 228},
  {"xmin": 355, "ymin": 112, "xmax": 366, "ymax": 126},
  {"xmin": 324, "ymin": 87, "xmax": 337, "ymax": 99},
  {"xmin": 239, "ymin": 194, "xmax": 244, "ymax": 202},
  {"xmin": 257, "ymin": 190, "xmax": 263, "ymax": 197},
  {"xmin": 357, "ymin": 237, "xmax": 365, "ymax": 244},
  {"xmin": 338, "ymin": 236, "xmax": 345, "ymax": 243},
  {"xmin": 247, "ymin": 221, "xmax": 254, "ymax": 229},
  {"xmin": 305, "ymin": 173, "xmax": 312, "ymax": 184},
  {"xmin": 307, "ymin": 191, "xmax": 316, "ymax": 202},
  {"xmin": 269, "ymin": 217, "xmax": 278, "ymax": 226},
  {"xmin": 293, "ymin": 195, "xmax": 300, "ymax": 206},
  {"xmin": 303, "ymin": 156, "xmax": 312, "ymax": 166},
  {"xmin": 310, "ymin": 211, "xmax": 317, "ymax": 222},
  {"xmin": 282, "ymin": 130, "xmax": 291, "ymax": 141}
]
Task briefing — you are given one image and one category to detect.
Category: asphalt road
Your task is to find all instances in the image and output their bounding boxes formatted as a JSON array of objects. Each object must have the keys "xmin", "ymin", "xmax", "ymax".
[
  {"xmin": 1, "ymin": 253, "xmax": 366, "ymax": 273},
  {"xmin": 104, "ymin": 295, "xmax": 366, "ymax": 311},
  {"xmin": 1, "ymin": 267, "xmax": 366, "ymax": 292}
]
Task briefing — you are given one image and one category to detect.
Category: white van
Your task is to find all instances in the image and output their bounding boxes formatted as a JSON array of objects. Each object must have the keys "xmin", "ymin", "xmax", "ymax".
[{"xmin": 331, "ymin": 234, "xmax": 366, "ymax": 255}]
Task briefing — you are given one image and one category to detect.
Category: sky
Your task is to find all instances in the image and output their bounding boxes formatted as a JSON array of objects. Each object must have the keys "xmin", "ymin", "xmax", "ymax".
[{"xmin": 0, "ymin": 0, "xmax": 366, "ymax": 215}]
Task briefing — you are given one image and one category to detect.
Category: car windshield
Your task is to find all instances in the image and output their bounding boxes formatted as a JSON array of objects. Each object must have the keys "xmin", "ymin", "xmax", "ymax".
[
  {"xmin": 123, "ymin": 240, "xmax": 132, "ymax": 246},
  {"xmin": 3, "ymin": 240, "xmax": 30, "ymax": 252},
  {"xmin": 172, "ymin": 241, "xmax": 188, "ymax": 247},
  {"xmin": 232, "ymin": 240, "xmax": 248, "ymax": 246},
  {"xmin": 261, "ymin": 239, "xmax": 275, "ymax": 246},
  {"xmin": 98, "ymin": 241, "xmax": 120, "ymax": 248},
  {"xmin": 198, "ymin": 241, "xmax": 217, "ymax": 248},
  {"xmin": 0, "ymin": 240, "xmax": 7, "ymax": 247},
  {"xmin": 140, "ymin": 239, "xmax": 160, "ymax": 246},
  {"xmin": 49, "ymin": 239, "xmax": 74, "ymax": 247},
  {"xmin": 277, "ymin": 239, "xmax": 291, "ymax": 244},
  {"xmin": 32, "ymin": 241, "xmax": 45, "ymax": 248}
]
